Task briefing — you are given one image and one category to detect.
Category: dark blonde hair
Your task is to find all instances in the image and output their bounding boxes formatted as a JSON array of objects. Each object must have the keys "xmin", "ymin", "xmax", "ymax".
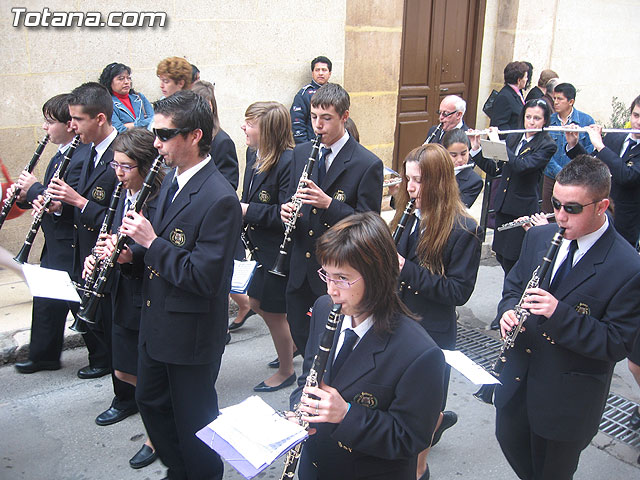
[
  {"xmin": 156, "ymin": 57, "xmax": 193, "ymax": 90},
  {"xmin": 316, "ymin": 212, "xmax": 417, "ymax": 334},
  {"xmin": 390, "ymin": 144, "xmax": 474, "ymax": 275},
  {"xmin": 191, "ymin": 80, "xmax": 220, "ymax": 137},
  {"xmin": 245, "ymin": 102, "xmax": 294, "ymax": 174}
]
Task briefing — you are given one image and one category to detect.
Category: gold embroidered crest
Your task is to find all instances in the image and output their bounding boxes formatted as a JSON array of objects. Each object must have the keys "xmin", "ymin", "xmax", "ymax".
[
  {"xmin": 353, "ymin": 392, "xmax": 378, "ymax": 409},
  {"xmin": 333, "ymin": 189, "xmax": 346, "ymax": 202},
  {"xmin": 92, "ymin": 186, "xmax": 105, "ymax": 201},
  {"xmin": 170, "ymin": 228, "xmax": 186, "ymax": 247},
  {"xmin": 575, "ymin": 302, "xmax": 590, "ymax": 315},
  {"xmin": 258, "ymin": 190, "xmax": 271, "ymax": 203}
]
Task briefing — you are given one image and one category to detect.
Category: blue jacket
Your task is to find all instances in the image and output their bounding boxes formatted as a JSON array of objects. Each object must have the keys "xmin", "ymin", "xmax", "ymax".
[
  {"xmin": 543, "ymin": 107, "xmax": 594, "ymax": 179},
  {"xmin": 111, "ymin": 92, "xmax": 154, "ymax": 133},
  {"xmin": 290, "ymin": 80, "xmax": 321, "ymax": 144}
]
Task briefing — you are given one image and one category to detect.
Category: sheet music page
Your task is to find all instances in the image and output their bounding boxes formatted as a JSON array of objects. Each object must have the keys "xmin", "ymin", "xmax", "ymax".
[
  {"xmin": 22, "ymin": 264, "xmax": 80, "ymax": 302},
  {"xmin": 231, "ymin": 260, "xmax": 257, "ymax": 294},
  {"xmin": 442, "ymin": 349, "xmax": 501, "ymax": 385}
]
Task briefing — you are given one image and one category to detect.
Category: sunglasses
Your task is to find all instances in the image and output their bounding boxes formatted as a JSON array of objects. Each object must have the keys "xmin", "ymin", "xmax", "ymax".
[
  {"xmin": 437, "ymin": 110, "xmax": 457, "ymax": 118},
  {"xmin": 551, "ymin": 197, "xmax": 600, "ymax": 214},
  {"xmin": 153, "ymin": 127, "xmax": 191, "ymax": 142},
  {"xmin": 109, "ymin": 161, "xmax": 138, "ymax": 172}
]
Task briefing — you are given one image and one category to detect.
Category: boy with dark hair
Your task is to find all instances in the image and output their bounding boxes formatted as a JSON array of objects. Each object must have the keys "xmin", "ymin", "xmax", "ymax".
[{"xmin": 11, "ymin": 93, "xmax": 89, "ymax": 373}]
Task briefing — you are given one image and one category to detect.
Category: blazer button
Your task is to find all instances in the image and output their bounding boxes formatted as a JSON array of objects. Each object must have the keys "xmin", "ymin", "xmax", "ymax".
[
  {"xmin": 525, "ymin": 348, "xmax": 532, "ymax": 354},
  {"xmin": 305, "ymin": 252, "xmax": 311, "ymax": 258},
  {"xmin": 250, "ymin": 226, "xmax": 255, "ymax": 230},
  {"xmin": 515, "ymin": 377, "xmax": 521, "ymax": 382},
  {"xmin": 149, "ymin": 273, "xmax": 153, "ymax": 280},
  {"xmin": 506, "ymin": 177, "xmax": 510, "ymax": 181},
  {"xmin": 503, "ymin": 189, "xmax": 507, "ymax": 193},
  {"xmin": 146, "ymin": 300, "xmax": 151, "ymax": 307},
  {"xmin": 309, "ymin": 230, "xmax": 314, "ymax": 236},
  {"xmin": 312, "ymin": 208, "xmax": 317, "ymax": 214}
]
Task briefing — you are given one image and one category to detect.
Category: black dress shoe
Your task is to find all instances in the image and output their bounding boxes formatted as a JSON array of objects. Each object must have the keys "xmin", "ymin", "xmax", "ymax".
[
  {"xmin": 268, "ymin": 350, "xmax": 302, "ymax": 368},
  {"xmin": 95, "ymin": 406, "xmax": 138, "ymax": 426},
  {"xmin": 77, "ymin": 365, "xmax": 110, "ymax": 379},
  {"xmin": 253, "ymin": 373, "xmax": 296, "ymax": 392},
  {"xmin": 431, "ymin": 410, "xmax": 458, "ymax": 447},
  {"xmin": 15, "ymin": 359, "xmax": 60, "ymax": 374},
  {"xmin": 628, "ymin": 406, "xmax": 640, "ymax": 430},
  {"xmin": 419, "ymin": 464, "xmax": 430, "ymax": 480},
  {"xmin": 129, "ymin": 444, "xmax": 158, "ymax": 469},
  {"xmin": 228, "ymin": 309, "xmax": 256, "ymax": 331}
]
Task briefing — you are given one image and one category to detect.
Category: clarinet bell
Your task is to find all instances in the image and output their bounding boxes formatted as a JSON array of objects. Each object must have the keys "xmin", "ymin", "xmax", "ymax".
[
  {"xmin": 473, "ymin": 383, "xmax": 496, "ymax": 405},
  {"xmin": 69, "ymin": 316, "xmax": 88, "ymax": 334},
  {"xmin": 268, "ymin": 251, "xmax": 288, "ymax": 277}
]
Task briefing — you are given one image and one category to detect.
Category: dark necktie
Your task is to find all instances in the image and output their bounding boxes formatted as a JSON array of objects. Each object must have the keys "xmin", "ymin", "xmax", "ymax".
[
  {"xmin": 85, "ymin": 146, "xmax": 98, "ymax": 183},
  {"xmin": 549, "ymin": 240, "xmax": 578, "ymax": 293},
  {"xmin": 331, "ymin": 328, "xmax": 359, "ymax": 382},
  {"xmin": 123, "ymin": 198, "xmax": 132, "ymax": 222},
  {"xmin": 516, "ymin": 139, "xmax": 527, "ymax": 156},
  {"xmin": 317, "ymin": 147, "xmax": 331, "ymax": 185},
  {"xmin": 162, "ymin": 177, "xmax": 179, "ymax": 215},
  {"xmin": 622, "ymin": 139, "xmax": 638, "ymax": 159}
]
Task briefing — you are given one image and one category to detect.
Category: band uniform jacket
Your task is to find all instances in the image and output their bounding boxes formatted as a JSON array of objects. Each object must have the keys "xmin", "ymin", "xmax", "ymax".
[
  {"xmin": 140, "ymin": 160, "xmax": 241, "ymax": 365},
  {"xmin": 241, "ymin": 148, "xmax": 292, "ymax": 269},
  {"xmin": 110, "ymin": 193, "xmax": 158, "ymax": 331},
  {"xmin": 473, "ymin": 132, "xmax": 556, "ymax": 218},
  {"xmin": 396, "ymin": 214, "xmax": 482, "ymax": 348},
  {"xmin": 490, "ymin": 85, "xmax": 524, "ymax": 133},
  {"xmin": 23, "ymin": 143, "xmax": 88, "ymax": 270},
  {"xmin": 291, "ymin": 295, "xmax": 446, "ymax": 480},
  {"xmin": 72, "ymin": 141, "xmax": 118, "ymax": 279},
  {"xmin": 210, "ymin": 128, "xmax": 239, "ymax": 190},
  {"xmin": 286, "ymin": 136, "xmax": 383, "ymax": 294},
  {"xmin": 456, "ymin": 166, "xmax": 483, "ymax": 208},
  {"xmin": 495, "ymin": 223, "xmax": 640, "ymax": 443},
  {"xmin": 568, "ymin": 133, "xmax": 640, "ymax": 246}
]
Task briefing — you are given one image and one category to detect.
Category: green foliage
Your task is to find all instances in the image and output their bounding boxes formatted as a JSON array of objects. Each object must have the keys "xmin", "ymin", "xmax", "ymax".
[{"xmin": 607, "ymin": 96, "xmax": 629, "ymax": 129}]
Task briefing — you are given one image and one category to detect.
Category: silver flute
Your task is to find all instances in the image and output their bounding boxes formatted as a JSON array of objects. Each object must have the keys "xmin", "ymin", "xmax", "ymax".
[{"xmin": 497, "ymin": 213, "xmax": 555, "ymax": 231}]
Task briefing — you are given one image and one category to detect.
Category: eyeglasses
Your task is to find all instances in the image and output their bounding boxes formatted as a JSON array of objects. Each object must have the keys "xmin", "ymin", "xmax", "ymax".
[
  {"xmin": 109, "ymin": 161, "xmax": 138, "ymax": 172},
  {"xmin": 437, "ymin": 110, "xmax": 457, "ymax": 118},
  {"xmin": 317, "ymin": 268, "xmax": 362, "ymax": 290},
  {"xmin": 551, "ymin": 196, "xmax": 600, "ymax": 214},
  {"xmin": 153, "ymin": 127, "xmax": 191, "ymax": 142}
]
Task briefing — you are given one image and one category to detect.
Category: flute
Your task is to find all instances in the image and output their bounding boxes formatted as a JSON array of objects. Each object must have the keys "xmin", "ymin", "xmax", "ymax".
[
  {"xmin": 0, "ymin": 134, "xmax": 50, "ymax": 231},
  {"xmin": 454, "ymin": 163, "xmax": 475, "ymax": 173},
  {"xmin": 467, "ymin": 127, "xmax": 640, "ymax": 136},
  {"xmin": 497, "ymin": 213, "xmax": 555, "ymax": 231}
]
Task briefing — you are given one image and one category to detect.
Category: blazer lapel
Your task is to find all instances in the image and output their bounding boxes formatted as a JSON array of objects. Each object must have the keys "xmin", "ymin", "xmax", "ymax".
[
  {"xmin": 241, "ymin": 151, "xmax": 257, "ymax": 202},
  {"xmin": 331, "ymin": 328, "xmax": 390, "ymax": 392},
  {"xmin": 323, "ymin": 315, "xmax": 345, "ymax": 383},
  {"xmin": 321, "ymin": 137, "xmax": 354, "ymax": 189},
  {"xmin": 249, "ymin": 169, "xmax": 269, "ymax": 201}
]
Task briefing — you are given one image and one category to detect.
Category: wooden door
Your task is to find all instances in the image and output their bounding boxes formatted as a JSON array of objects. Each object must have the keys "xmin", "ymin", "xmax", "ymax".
[{"xmin": 393, "ymin": 0, "xmax": 486, "ymax": 169}]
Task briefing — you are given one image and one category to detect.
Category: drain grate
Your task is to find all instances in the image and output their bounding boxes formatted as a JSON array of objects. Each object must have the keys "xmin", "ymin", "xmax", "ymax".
[{"xmin": 456, "ymin": 323, "xmax": 640, "ymax": 450}]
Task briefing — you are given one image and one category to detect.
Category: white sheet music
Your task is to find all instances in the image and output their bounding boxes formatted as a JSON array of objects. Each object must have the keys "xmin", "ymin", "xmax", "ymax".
[
  {"xmin": 22, "ymin": 264, "xmax": 80, "ymax": 302},
  {"xmin": 231, "ymin": 260, "xmax": 257, "ymax": 294},
  {"xmin": 442, "ymin": 349, "xmax": 501, "ymax": 385}
]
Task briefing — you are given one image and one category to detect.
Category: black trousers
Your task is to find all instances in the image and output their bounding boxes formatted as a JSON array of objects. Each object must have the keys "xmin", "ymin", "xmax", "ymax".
[
  {"xmin": 83, "ymin": 295, "xmax": 136, "ymax": 411},
  {"xmin": 137, "ymin": 342, "xmax": 223, "ymax": 480},
  {"xmin": 286, "ymin": 277, "xmax": 324, "ymax": 355},
  {"xmin": 29, "ymin": 297, "xmax": 78, "ymax": 362},
  {"xmin": 495, "ymin": 385, "xmax": 589, "ymax": 480}
]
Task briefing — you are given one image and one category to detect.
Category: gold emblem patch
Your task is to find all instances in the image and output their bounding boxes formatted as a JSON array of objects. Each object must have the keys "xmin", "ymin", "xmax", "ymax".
[
  {"xmin": 575, "ymin": 302, "xmax": 590, "ymax": 315},
  {"xmin": 353, "ymin": 392, "xmax": 378, "ymax": 409},
  {"xmin": 333, "ymin": 189, "xmax": 346, "ymax": 202},
  {"xmin": 170, "ymin": 228, "xmax": 186, "ymax": 247},
  {"xmin": 258, "ymin": 190, "xmax": 271, "ymax": 203},
  {"xmin": 92, "ymin": 186, "xmax": 105, "ymax": 201}
]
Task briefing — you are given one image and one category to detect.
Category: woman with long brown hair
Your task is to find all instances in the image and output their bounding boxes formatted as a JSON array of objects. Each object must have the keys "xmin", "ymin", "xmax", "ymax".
[
  {"xmin": 240, "ymin": 101, "xmax": 297, "ymax": 391},
  {"xmin": 391, "ymin": 143, "xmax": 482, "ymax": 479}
]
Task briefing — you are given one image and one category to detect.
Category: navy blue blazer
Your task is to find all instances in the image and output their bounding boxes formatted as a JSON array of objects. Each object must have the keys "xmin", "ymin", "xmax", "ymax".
[
  {"xmin": 286, "ymin": 136, "xmax": 383, "ymax": 293},
  {"xmin": 397, "ymin": 214, "xmax": 482, "ymax": 348},
  {"xmin": 24, "ymin": 144, "xmax": 88, "ymax": 270},
  {"xmin": 291, "ymin": 295, "xmax": 445, "ymax": 480},
  {"xmin": 490, "ymin": 85, "xmax": 524, "ymax": 133},
  {"xmin": 495, "ymin": 223, "xmax": 640, "ymax": 443},
  {"xmin": 473, "ymin": 132, "xmax": 556, "ymax": 217},
  {"xmin": 568, "ymin": 133, "xmax": 640, "ymax": 246},
  {"xmin": 140, "ymin": 159, "xmax": 241, "ymax": 364},
  {"xmin": 456, "ymin": 166, "xmax": 483, "ymax": 208},
  {"xmin": 241, "ymin": 148, "xmax": 292, "ymax": 269},
  {"xmin": 72, "ymin": 139, "xmax": 118, "ymax": 279},
  {"xmin": 210, "ymin": 129, "xmax": 239, "ymax": 190}
]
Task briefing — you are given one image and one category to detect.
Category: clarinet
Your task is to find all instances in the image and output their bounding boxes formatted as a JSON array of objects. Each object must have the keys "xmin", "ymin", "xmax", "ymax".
[
  {"xmin": 241, "ymin": 224, "xmax": 258, "ymax": 261},
  {"xmin": 269, "ymin": 135, "xmax": 322, "ymax": 277},
  {"xmin": 392, "ymin": 198, "xmax": 416, "ymax": 244},
  {"xmin": 69, "ymin": 182, "xmax": 123, "ymax": 332},
  {"xmin": 14, "ymin": 135, "xmax": 80, "ymax": 264},
  {"xmin": 280, "ymin": 303, "xmax": 342, "ymax": 479},
  {"xmin": 423, "ymin": 123, "xmax": 443, "ymax": 144},
  {"xmin": 474, "ymin": 227, "xmax": 566, "ymax": 404},
  {"xmin": 0, "ymin": 134, "xmax": 50, "ymax": 231},
  {"xmin": 75, "ymin": 155, "xmax": 164, "ymax": 325}
]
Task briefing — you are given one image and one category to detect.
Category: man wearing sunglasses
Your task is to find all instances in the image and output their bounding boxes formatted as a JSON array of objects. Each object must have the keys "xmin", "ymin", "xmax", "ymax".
[
  {"xmin": 423, "ymin": 95, "xmax": 470, "ymax": 144},
  {"xmin": 494, "ymin": 155, "xmax": 640, "ymax": 480},
  {"xmin": 120, "ymin": 90, "xmax": 241, "ymax": 480}
]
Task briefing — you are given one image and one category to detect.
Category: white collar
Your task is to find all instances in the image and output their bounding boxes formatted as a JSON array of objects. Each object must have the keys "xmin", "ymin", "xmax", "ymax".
[
  {"xmin": 173, "ymin": 155, "xmax": 211, "ymax": 194},
  {"xmin": 554, "ymin": 216, "xmax": 609, "ymax": 272},
  {"xmin": 334, "ymin": 313, "xmax": 373, "ymax": 358},
  {"xmin": 91, "ymin": 128, "xmax": 117, "ymax": 164},
  {"xmin": 321, "ymin": 131, "xmax": 350, "ymax": 169}
]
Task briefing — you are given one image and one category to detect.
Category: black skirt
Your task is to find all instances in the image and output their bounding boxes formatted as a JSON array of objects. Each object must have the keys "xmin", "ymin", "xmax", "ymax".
[
  {"xmin": 247, "ymin": 265, "xmax": 287, "ymax": 313},
  {"xmin": 112, "ymin": 322, "xmax": 139, "ymax": 375}
]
